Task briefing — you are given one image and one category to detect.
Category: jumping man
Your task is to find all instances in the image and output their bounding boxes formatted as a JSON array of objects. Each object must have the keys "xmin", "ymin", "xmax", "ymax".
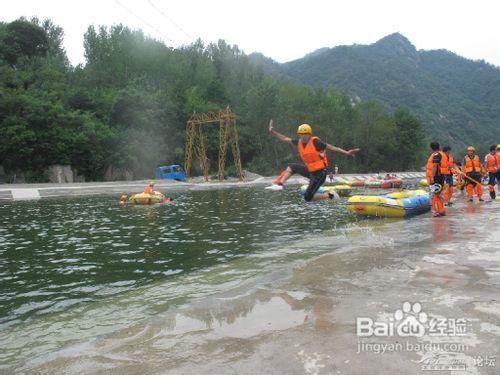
[{"xmin": 268, "ymin": 119, "xmax": 360, "ymax": 201}]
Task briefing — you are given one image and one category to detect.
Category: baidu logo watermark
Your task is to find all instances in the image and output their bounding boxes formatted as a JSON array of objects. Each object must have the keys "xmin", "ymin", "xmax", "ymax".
[
  {"xmin": 356, "ymin": 301, "xmax": 467, "ymax": 338},
  {"xmin": 355, "ymin": 301, "xmax": 485, "ymax": 371}
]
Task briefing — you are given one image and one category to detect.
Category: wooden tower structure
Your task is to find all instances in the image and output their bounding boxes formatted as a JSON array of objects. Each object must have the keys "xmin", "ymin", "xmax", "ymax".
[{"xmin": 184, "ymin": 107, "xmax": 244, "ymax": 182}]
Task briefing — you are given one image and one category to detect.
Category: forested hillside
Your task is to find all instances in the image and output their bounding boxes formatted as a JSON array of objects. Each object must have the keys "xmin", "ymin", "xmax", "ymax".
[
  {"xmin": 0, "ymin": 19, "xmax": 426, "ymax": 182},
  {"xmin": 256, "ymin": 33, "xmax": 500, "ymax": 151}
]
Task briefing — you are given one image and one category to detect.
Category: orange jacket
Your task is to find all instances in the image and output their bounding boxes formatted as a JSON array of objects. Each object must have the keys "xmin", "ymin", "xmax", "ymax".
[
  {"xmin": 439, "ymin": 153, "xmax": 453, "ymax": 175},
  {"xmin": 426, "ymin": 151, "xmax": 447, "ymax": 182},
  {"xmin": 446, "ymin": 154, "xmax": 454, "ymax": 174},
  {"xmin": 463, "ymin": 155, "xmax": 481, "ymax": 173},
  {"xmin": 143, "ymin": 186, "xmax": 154, "ymax": 194},
  {"xmin": 298, "ymin": 136, "xmax": 328, "ymax": 172},
  {"xmin": 485, "ymin": 153, "xmax": 500, "ymax": 172}
]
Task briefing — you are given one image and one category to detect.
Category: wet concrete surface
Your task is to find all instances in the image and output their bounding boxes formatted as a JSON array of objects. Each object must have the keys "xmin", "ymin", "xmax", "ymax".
[
  {"xmin": 0, "ymin": 177, "xmax": 296, "ymax": 200},
  {"xmin": 17, "ymin": 197, "xmax": 498, "ymax": 374}
]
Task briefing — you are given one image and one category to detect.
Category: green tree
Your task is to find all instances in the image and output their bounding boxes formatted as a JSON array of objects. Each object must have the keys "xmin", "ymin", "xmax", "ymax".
[
  {"xmin": 393, "ymin": 108, "xmax": 425, "ymax": 170},
  {"xmin": 0, "ymin": 19, "xmax": 427, "ymax": 181},
  {"xmin": 0, "ymin": 19, "xmax": 48, "ymax": 66}
]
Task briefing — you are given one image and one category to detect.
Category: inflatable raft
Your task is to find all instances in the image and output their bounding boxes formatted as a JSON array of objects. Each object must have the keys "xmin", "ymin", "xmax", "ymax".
[
  {"xmin": 365, "ymin": 179, "xmax": 383, "ymax": 188},
  {"xmin": 300, "ymin": 184, "xmax": 352, "ymax": 197},
  {"xmin": 419, "ymin": 178, "xmax": 462, "ymax": 188},
  {"xmin": 330, "ymin": 177, "xmax": 352, "ymax": 186},
  {"xmin": 419, "ymin": 178, "xmax": 429, "ymax": 187},
  {"xmin": 347, "ymin": 190, "xmax": 430, "ymax": 218},
  {"xmin": 350, "ymin": 180, "xmax": 366, "ymax": 187},
  {"xmin": 120, "ymin": 191, "xmax": 171, "ymax": 205},
  {"xmin": 364, "ymin": 178, "xmax": 403, "ymax": 188},
  {"xmin": 380, "ymin": 178, "xmax": 403, "ymax": 188}
]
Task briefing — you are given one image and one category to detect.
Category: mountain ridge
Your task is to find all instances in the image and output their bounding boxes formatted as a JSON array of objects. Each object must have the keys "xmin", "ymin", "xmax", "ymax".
[{"xmin": 251, "ymin": 33, "xmax": 500, "ymax": 148}]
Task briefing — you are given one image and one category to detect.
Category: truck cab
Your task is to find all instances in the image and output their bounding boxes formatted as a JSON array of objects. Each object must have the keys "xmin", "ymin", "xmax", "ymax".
[{"xmin": 155, "ymin": 165, "xmax": 186, "ymax": 182}]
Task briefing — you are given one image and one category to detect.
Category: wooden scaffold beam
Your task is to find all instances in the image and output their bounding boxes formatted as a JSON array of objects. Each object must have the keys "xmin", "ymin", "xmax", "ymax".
[{"xmin": 184, "ymin": 107, "xmax": 244, "ymax": 182}]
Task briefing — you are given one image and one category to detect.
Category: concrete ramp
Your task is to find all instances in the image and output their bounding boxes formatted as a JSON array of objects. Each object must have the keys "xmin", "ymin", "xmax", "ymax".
[
  {"xmin": 0, "ymin": 190, "xmax": 13, "ymax": 200},
  {"xmin": 10, "ymin": 189, "xmax": 41, "ymax": 200}
]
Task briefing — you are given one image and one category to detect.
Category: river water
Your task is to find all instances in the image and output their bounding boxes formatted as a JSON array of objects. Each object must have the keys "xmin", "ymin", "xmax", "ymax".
[
  {"xmin": 2, "ymin": 186, "xmax": 499, "ymax": 373},
  {"xmin": 0, "ymin": 187, "xmax": 353, "ymax": 369}
]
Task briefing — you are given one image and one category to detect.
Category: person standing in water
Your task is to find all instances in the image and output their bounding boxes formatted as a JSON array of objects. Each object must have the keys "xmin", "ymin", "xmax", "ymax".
[
  {"xmin": 463, "ymin": 146, "xmax": 484, "ymax": 202},
  {"xmin": 484, "ymin": 144, "xmax": 500, "ymax": 200},
  {"xmin": 267, "ymin": 119, "xmax": 360, "ymax": 201},
  {"xmin": 441, "ymin": 146, "xmax": 457, "ymax": 206},
  {"xmin": 426, "ymin": 142, "xmax": 447, "ymax": 217}
]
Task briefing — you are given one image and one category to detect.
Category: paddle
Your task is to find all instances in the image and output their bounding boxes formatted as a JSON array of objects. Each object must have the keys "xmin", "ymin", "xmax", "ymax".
[{"xmin": 451, "ymin": 168, "xmax": 483, "ymax": 185}]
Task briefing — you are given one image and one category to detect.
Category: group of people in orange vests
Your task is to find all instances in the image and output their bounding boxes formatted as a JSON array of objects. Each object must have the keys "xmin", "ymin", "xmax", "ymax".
[
  {"xmin": 134, "ymin": 126, "xmax": 499, "ymax": 218},
  {"xmin": 265, "ymin": 119, "xmax": 499, "ymax": 215},
  {"xmin": 427, "ymin": 142, "xmax": 500, "ymax": 217}
]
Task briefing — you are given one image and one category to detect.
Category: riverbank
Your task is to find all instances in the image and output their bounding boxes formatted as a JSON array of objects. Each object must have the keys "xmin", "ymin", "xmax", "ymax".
[
  {"xmin": 15, "ymin": 196, "xmax": 499, "ymax": 374},
  {"xmin": 0, "ymin": 172, "xmax": 425, "ymax": 201}
]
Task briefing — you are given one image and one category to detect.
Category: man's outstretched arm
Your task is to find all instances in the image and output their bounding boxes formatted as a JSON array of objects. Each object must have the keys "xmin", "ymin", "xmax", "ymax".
[
  {"xmin": 268, "ymin": 119, "xmax": 292, "ymax": 144},
  {"xmin": 325, "ymin": 143, "xmax": 360, "ymax": 157}
]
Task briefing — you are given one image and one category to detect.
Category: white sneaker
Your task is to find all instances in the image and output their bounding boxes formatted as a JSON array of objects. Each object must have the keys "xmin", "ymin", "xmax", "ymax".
[{"xmin": 265, "ymin": 184, "xmax": 284, "ymax": 191}]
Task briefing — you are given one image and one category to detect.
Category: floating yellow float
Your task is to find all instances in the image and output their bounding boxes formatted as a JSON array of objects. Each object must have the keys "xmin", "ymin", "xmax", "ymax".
[
  {"xmin": 419, "ymin": 178, "xmax": 429, "ymax": 187},
  {"xmin": 300, "ymin": 184, "xmax": 352, "ymax": 197},
  {"xmin": 119, "ymin": 191, "xmax": 172, "ymax": 205},
  {"xmin": 347, "ymin": 189, "xmax": 430, "ymax": 218}
]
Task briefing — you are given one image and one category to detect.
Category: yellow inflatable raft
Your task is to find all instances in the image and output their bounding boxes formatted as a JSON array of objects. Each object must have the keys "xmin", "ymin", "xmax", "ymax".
[
  {"xmin": 420, "ymin": 178, "xmax": 462, "ymax": 188},
  {"xmin": 330, "ymin": 177, "xmax": 352, "ymax": 186},
  {"xmin": 347, "ymin": 190, "xmax": 430, "ymax": 218},
  {"xmin": 419, "ymin": 178, "xmax": 429, "ymax": 187},
  {"xmin": 300, "ymin": 184, "xmax": 352, "ymax": 197},
  {"xmin": 121, "ymin": 191, "xmax": 169, "ymax": 205}
]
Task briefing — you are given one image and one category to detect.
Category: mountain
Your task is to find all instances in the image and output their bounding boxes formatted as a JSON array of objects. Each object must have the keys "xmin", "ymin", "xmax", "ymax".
[
  {"xmin": 247, "ymin": 52, "xmax": 289, "ymax": 80},
  {"xmin": 253, "ymin": 33, "xmax": 500, "ymax": 149},
  {"xmin": 303, "ymin": 47, "xmax": 330, "ymax": 59}
]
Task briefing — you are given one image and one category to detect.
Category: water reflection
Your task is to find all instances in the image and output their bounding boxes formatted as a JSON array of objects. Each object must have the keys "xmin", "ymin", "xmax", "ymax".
[
  {"xmin": 12, "ymin": 195, "xmax": 499, "ymax": 373},
  {"xmin": 0, "ymin": 188, "xmax": 354, "ymax": 368}
]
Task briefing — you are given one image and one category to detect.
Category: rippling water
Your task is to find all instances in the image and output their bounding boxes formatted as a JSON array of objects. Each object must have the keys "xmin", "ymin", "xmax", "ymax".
[{"xmin": 0, "ymin": 187, "xmax": 355, "ymax": 368}]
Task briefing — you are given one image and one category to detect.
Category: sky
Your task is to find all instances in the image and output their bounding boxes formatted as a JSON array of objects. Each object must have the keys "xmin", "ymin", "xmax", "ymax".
[{"xmin": 1, "ymin": 0, "xmax": 499, "ymax": 67}]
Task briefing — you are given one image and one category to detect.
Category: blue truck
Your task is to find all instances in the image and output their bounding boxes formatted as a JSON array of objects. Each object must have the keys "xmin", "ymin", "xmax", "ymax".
[{"xmin": 155, "ymin": 165, "xmax": 186, "ymax": 182}]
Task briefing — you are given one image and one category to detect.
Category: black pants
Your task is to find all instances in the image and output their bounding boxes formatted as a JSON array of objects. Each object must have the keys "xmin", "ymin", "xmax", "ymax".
[
  {"xmin": 466, "ymin": 172, "xmax": 481, "ymax": 186},
  {"xmin": 289, "ymin": 164, "xmax": 327, "ymax": 202},
  {"xmin": 488, "ymin": 171, "xmax": 500, "ymax": 186},
  {"xmin": 433, "ymin": 175, "xmax": 445, "ymax": 191}
]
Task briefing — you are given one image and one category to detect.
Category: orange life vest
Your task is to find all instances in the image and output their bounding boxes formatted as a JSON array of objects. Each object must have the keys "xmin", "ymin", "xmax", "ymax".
[
  {"xmin": 485, "ymin": 153, "xmax": 500, "ymax": 172},
  {"xmin": 463, "ymin": 155, "xmax": 481, "ymax": 173},
  {"xmin": 426, "ymin": 151, "xmax": 447, "ymax": 181},
  {"xmin": 143, "ymin": 186, "xmax": 154, "ymax": 194},
  {"xmin": 298, "ymin": 136, "xmax": 328, "ymax": 172},
  {"xmin": 440, "ymin": 153, "xmax": 452, "ymax": 175},
  {"xmin": 446, "ymin": 154, "xmax": 454, "ymax": 173}
]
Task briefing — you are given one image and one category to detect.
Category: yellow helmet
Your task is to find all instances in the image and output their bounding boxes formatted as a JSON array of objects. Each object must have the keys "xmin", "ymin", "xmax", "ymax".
[
  {"xmin": 467, "ymin": 146, "xmax": 475, "ymax": 152},
  {"xmin": 149, "ymin": 181, "xmax": 155, "ymax": 186},
  {"xmin": 297, "ymin": 124, "xmax": 312, "ymax": 134}
]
